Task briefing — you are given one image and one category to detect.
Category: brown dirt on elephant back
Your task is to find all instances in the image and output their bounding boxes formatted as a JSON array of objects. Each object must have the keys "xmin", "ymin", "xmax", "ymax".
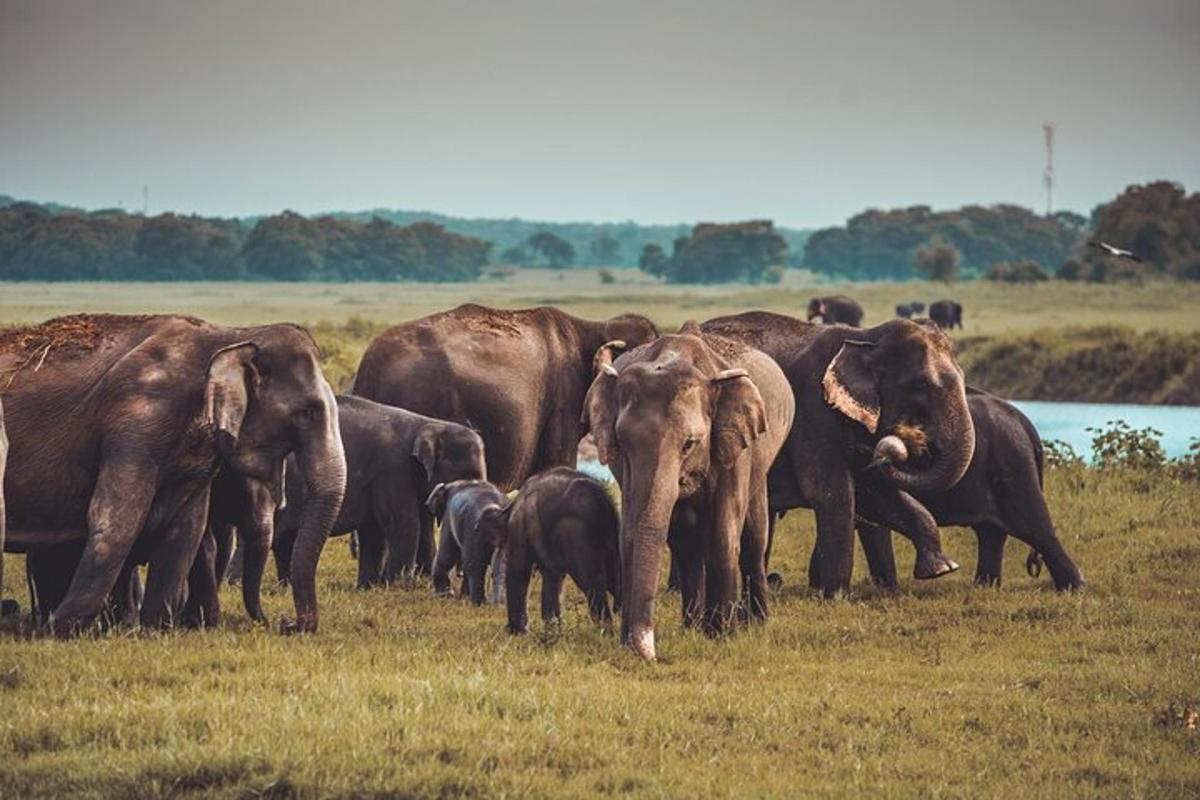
[
  {"xmin": 0, "ymin": 313, "xmax": 200, "ymax": 366},
  {"xmin": 701, "ymin": 332, "xmax": 751, "ymax": 362},
  {"xmin": 444, "ymin": 304, "xmax": 526, "ymax": 337}
]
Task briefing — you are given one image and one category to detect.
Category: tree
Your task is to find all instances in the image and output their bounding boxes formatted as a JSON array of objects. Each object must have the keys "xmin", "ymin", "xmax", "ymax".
[
  {"xmin": 914, "ymin": 237, "xmax": 960, "ymax": 283},
  {"xmin": 985, "ymin": 260, "xmax": 1049, "ymax": 283},
  {"xmin": 500, "ymin": 245, "xmax": 534, "ymax": 266},
  {"xmin": 638, "ymin": 243, "xmax": 668, "ymax": 277},
  {"xmin": 588, "ymin": 234, "xmax": 621, "ymax": 265},
  {"xmin": 527, "ymin": 231, "xmax": 575, "ymax": 268},
  {"xmin": 654, "ymin": 221, "xmax": 788, "ymax": 284}
]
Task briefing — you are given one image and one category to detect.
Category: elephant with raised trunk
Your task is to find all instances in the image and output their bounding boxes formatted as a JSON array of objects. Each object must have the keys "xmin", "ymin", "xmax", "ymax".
[
  {"xmin": 806, "ymin": 295, "xmax": 864, "ymax": 327},
  {"xmin": 352, "ymin": 304, "xmax": 657, "ymax": 572},
  {"xmin": 1, "ymin": 314, "xmax": 345, "ymax": 635},
  {"xmin": 701, "ymin": 311, "xmax": 973, "ymax": 596},
  {"xmin": 843, "ymin": 389, "xmax": 1084, "ymax": 591},
  {"xmin": 583, "ymin": 324, "xmax": 794, "ymax": 661}
]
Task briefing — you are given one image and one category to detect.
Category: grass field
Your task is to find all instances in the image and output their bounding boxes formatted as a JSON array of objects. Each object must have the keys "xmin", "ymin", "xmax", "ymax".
[
  {"xmin": 1, "ymin": 276, "xmax": 1198, "ymax": 797},
  {"xmin": 1, "ymin": 466, "xmax": 1197, "ymax": 798}
]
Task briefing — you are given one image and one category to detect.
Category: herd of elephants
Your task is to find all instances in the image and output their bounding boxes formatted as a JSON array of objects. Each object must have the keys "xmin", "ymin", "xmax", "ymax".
[{"xmin": 0, "ymin": 292, "xmax": 1082, "ymax": 661}]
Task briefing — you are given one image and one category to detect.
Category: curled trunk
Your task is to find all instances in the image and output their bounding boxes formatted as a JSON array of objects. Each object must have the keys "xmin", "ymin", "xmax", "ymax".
[{"xmin": 880, "ymin": 387, "xmax": 975, "ymax": 494}]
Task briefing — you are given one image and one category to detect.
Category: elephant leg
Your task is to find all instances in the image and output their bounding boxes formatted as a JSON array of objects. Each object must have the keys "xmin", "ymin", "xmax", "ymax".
[
  {"xmin": 414, "ymin": 512, "xmax": 435, "ymax": 576},
  {"xmin": 703, "ymin": 485, "xmax": 745, "ymax": 637},
  {"xmin": 488, "ymin": 547, "xmax": 506, "ymax": 604},
  {"xmin": 811, "ymin": 474, "xmax": 856, "ymax": 597},
  {"xmin": 182, "ymin": 528, "xmax": 220, "ymax": 628},
  {"xmin": 504, "ymin": 546, "xmax": 533, "ymax": 634},
  {"xmin": 431, "ymin": 524, "xmax": 459, "ymax": 597},
  {"xmin": 739, "ymin": 487, "xmax": 770, "ymax": 623},
  {"xmin": 667, "ymin": 514, "xmax": 705, "ymax": 628},
  {"xmin": 355, "ymin": 524, "xmax": 386, "ymax": 589},
  {"xmin": 213, "ymin": 523, "xmax": 236, "ymax": 585},
  {"xmin": 765, "ymin": 512, "xmax": 784, "ymax": 589},
  {"xmin": 379, "ymin": 495, "xmax": 420, "ymax": 583},
  {"xmin": 238, "ymin": 482, "xmax": 275, "ymax": 624},
  {"xmin": 272, "ymin": 525, "xmax": 297, "ymax": 585},
  {"xmin": 27, "ymin": 539, "xmax": 85, "ymax": 627},
  {"xmin": 52, "ymin": 458, "xmax": 158, "ymax": 636},
  {"xmin": 114, "ymin": 560, "xmax": 142, "ymax": 626},
  {"xmin": 998, "ymin": 480, "xmax": 1085, "ymax": 591},
  {"xmin": 855, "ymin": 484, "xmax": 958, "ymax": 580},
  {"xmin": 540, "ymin": 571, "xmax": 564, "ymax": 624},
  {"xmin": 666, "ymin": 556, "xmax": 680, "ymax": 592},
  {"xmin": 857, "ymin": 522, "xmax": 899, "ymax": 589},
  {"xmin": 973, "ymin": 524, "xmax": 1007, "ymax": 587},
  {"xmin": 142, "ymin": 485, "xmax": 213, "ymax": 630}
]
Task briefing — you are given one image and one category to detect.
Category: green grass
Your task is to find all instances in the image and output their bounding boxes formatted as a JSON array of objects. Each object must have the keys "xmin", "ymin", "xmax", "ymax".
[{"xmin": 2, "ymin": 467, "xmax": 1198, "ymax": 798}]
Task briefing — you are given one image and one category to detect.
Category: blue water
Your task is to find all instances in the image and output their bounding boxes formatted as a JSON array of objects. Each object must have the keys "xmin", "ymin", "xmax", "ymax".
[
  {"xmin": 1011, "ymin": 400, "xmax": 1199, "ymax": 460},
  {"xmin": 575, "ymin": 401, "xmax": 1200, "ymax": 478}
]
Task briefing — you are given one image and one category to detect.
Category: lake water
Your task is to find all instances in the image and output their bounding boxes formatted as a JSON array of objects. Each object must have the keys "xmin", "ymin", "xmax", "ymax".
[{"xmin": 574, "ymin": 401, "xmax": 1200, "ymax": 480}]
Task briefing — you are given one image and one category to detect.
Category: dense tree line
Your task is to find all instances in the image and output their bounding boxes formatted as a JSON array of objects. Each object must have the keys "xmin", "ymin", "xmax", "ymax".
[
  {"xmin": 1081, "ymin": 181, "xmax": 1200, "ymax": 281},
  {"xmin": 638, "ymin": 220, "xmax": 788, "ymax": 283},
  {"xmin": 0, "ymin": 203, "xmax": 491, "ymax": 281},
  {"xmin": 803, "ymin": 204, "xmax": 1087, "ymax": 280}
]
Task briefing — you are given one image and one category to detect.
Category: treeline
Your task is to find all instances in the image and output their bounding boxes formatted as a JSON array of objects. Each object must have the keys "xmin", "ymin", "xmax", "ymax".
[
  {"xmin": 638, "ymin": 220, "xmax": 789, "ymax": 284},
  {"xmin": 1077, "ymin": 181, "xmax": 1200, "ymax": 282},
  {"xmin": 803, "ymin": 204, "xmax": 1088, "ymax": 280},
  {"xmin": 0, "ymin": 203, "xmax": 490, "ymax": 281},
  {"xmin": 335, "ymin": 207, "xmax": 812, "ymax": 268}
]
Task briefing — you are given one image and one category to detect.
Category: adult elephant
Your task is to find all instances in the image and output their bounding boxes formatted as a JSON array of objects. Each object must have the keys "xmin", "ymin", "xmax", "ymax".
[
  {"xmin": 929, "ymin": 300, "xmax": 963, "ymax": 330},
  {"xmin": 806, "ymin": 295, "xmax": 864, "ymax": 327},
  {"xmin": 845, "ymin": 389, "xmax": 1084, "ymax": 591},
  {"xmin": 1, "ymin": 314, "xmax": 345, "ymax": 635},
  {"xmin": 701, "ymin": 311, "xmax": 973, "ymax": 596},
  {"xmin": 895, "ymin": 302, "xmax": 925, "ymax": 319},
  {"xmin": 583, "ymin": 323, "xmax": 794, "ymax": 661},
  {"xmin": 352, "ymin": 304, "xmax": 657, "ymax": 569}
]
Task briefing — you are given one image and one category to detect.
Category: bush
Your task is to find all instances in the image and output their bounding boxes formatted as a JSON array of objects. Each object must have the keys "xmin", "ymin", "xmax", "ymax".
[
  {"xmin": 1056, "ymin": 259, "xmax": 1088, "ymax": 281},
  {"xmin": 1087, "ymin": 420, "xmax": 1166, "ymax": 471},
  {"xmin": 1043, "ymin": 439, "xmax": 1085, "ymax": 470},
  {"xmin": 763, "ymin": 264, "xmax": 786, "ymax": 285},
  {"xmin": 986, "ymin": 260, "xmax": 1049, "ymax": 283},
  {"xmin": 598, "ymin": 269, "xmax": 616, "ymax": 285}
]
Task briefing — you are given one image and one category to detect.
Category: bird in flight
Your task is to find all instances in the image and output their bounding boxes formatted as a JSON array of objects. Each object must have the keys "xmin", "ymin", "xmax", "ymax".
[{"xmin": 1088, "ymin": 240, "xmax": 1143, "ymax": 262}]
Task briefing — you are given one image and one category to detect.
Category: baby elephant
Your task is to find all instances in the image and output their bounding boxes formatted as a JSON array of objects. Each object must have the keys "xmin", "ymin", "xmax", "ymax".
[
  {"xmin": 426, "ymin": 479, "xmax": 508, "ymax": 604},
  {"xmin": 476, "ymin": 467, "xmax": 620, "ymax": 634}
]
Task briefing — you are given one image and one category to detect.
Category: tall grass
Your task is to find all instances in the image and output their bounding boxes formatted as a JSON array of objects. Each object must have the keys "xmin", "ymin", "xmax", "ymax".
[{"xmin": 2, "ymin": 465, "xmax": 1197, "ymax": 798}]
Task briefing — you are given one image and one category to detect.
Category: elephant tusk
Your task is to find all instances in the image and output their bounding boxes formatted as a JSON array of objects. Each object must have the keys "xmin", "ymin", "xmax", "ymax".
[{"xmin": 869, "ymin": 435, "xmax": 908, "ymax": 469}]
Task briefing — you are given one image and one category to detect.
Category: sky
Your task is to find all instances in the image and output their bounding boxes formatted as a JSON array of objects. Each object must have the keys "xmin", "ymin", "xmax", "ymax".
[{"xmin": 1, "ymin": 0, "xmax": 1198, "ymax": 228}]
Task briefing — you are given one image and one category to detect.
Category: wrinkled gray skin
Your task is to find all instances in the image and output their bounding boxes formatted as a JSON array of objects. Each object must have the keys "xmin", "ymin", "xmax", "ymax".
[
  {"xmin": 0, "ymin": 400, "xmax": 12, "ymax": 618},
  {"xmin": 929, "ymin": 300, "xmax": 963, "ymax": 330},
  {"xmin": 895, "ymin": 302, "xmax": 926, "ymax": 319},
  {"xmin": 701, "ymin": 311, "xmax": 975, "ymax": 596},
  {"xmin": 426, "ymin": 480, "xmax": 509, "ymax": 604},
  {"xmin": 835, "ymin": 389, "xmax": 1084, "ymax": 591},
  {"xmin": 1, "ymin": 314, "xmax": 345, "ymax": 635},
  {"xmin": 584, "ymin": 323, "xmax": 795, "ymax": 661},
  {"xmin": 352, "ymin": 304, "xmax": 657, "ymax": 571},
  {"xmin": 806, "ymin": 295, "xmax": 864, "ymax": 327},
  {"xmin": 476, "ymin": 467, "xmax": 620, "ymax": 634},
  {"xmin": 263, "ymin": 395, "xmax": 487, "ymax": 594}
]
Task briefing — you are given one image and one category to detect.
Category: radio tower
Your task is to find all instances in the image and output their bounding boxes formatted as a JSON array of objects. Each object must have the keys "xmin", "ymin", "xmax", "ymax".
[{"xmin": 1042, "ymin": 122, "xmax": 1055, "ymax": 215}]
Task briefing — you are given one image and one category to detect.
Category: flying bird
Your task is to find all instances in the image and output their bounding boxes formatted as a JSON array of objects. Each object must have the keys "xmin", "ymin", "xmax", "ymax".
[{"xmin": 1088, "ymin": 240, "xmax": 1143, "ymax": 262}]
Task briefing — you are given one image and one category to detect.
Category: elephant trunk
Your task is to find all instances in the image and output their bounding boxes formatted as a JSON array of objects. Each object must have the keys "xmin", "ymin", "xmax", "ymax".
[
  {"xmin": 287, "ymin": 401, "xmax": 347, "ymax": 633},
  {"xmin": 879, "ymin": 384, "xmax": 975, "ymax": 494},
  {"xmin": 620, "ymin": 459, "xmax": 679, "ymax": 662}
]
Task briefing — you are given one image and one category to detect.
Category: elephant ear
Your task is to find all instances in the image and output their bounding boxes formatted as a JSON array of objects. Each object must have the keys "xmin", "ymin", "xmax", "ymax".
[
  {"xmin": 204, "ymin": 342, "xmax": 260, "ymax": 458},
  {"xmin": 822, "ymin": 340, "xmax": 879, "ymax": 433},
  {"xmin": 425, "ymin": 483, "xmax": 448, "ymax": 520},
  {"xmin": 712, "ymin": 368, "xmax": 768, "ymax": 466},
  {"xmin": 475, "ymin": 504, "xmax": 512, "ymax": 549},
  {"xmin": 412, "ymin": 425, "xmax": 439, "ymax": 481},
  {"xmin": 582, "ymin": 342, "xmax": 625, "ymax": 465}
]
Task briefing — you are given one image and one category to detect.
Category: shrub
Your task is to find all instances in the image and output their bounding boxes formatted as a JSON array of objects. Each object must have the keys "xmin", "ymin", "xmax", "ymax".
[
  {"xmin": 763, "ymin": 264, "xmax": 786, "ymax": 285},
  {"xmin": 1043, "ymin": 439, "xmax": 1085, "ymax": 470},
  {"xmin": 1087, "ymin": 420, "xmax": 1167, "ymax": 471},
  {"xmin": 1056, "ymin": 259, "xmax": 1088, "ymax": 281},
  {"xmin": 986, "ymin": 260, "xmax": 1049, "ymax": 283},
  {"xmin": 598, "ymin": 269, "xmax": 616, "ymax": 285}
]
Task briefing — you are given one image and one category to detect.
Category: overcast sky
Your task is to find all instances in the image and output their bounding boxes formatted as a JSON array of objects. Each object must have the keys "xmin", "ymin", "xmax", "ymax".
[{"xmin": 1, "ymin": 0, "xmax": 1197, "ymax": 227}]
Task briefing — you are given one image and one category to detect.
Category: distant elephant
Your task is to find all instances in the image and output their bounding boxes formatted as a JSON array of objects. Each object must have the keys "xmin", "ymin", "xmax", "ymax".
[
  {"xmin": 701, "ymin": 312, "xmax": 973, "ymax": 596},
  {"xmin": 269, "ymin": 395, "xmax": 487, "ymax": 591},
  {"xmin": 929, "ymin": 300, "xmax": 963, "ymax": 330},
  {"xmin": 839, "ymin": 389, "xmax": 1084, "ymax": 591},
  {"xmin": 1, "ymin": 314, "xmax": 345, "ymax": 635},
  {"xmin": 895, "ymin": 301, "xmax": 926, "ymax": 319},
  {"xmin": 426, "ymin": 479, "xmax": 509, "ymax": 604},
  {"xmin": 476, "ymin": 467, "xmax": 620, "ymax": 634},
  {"xmin": 806, "ymin": 295, "xmax": 864, "ymax": 327},
  {"xmin": 352, "ymin": 304, "xmax": 658, "ymax": 569},
  {"xmin": 583, "ymin": 324, "xmax": 795, "ymax": 660}
]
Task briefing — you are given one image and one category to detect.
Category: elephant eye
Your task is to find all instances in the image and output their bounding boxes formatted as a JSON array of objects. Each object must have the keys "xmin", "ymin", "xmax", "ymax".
[{"xmin": 682, "ymin": 436, "xmax": 700, "ymax": 454}]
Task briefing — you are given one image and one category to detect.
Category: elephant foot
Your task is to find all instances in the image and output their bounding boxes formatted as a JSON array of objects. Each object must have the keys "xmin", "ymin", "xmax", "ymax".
[
  {"xmin": 506, "ymin": 621, "xmax": 529, "ymax": 635},
  {"xmin": 1054, "ymin": 572, "xmax": 1086, "ymax": 592},
  {"xmin": 973, "ymin": 573, "xmax": 1001, "ymax": 588},
  {"xmin": 767, "ymin": 572, "xmax": 784, "ymax": 590},
  {"xmin": 0, "ymin": 599, "xmax": 20, "ymax": 617},
  {"xmin": 913, "ymin": 551, "xmax": 960, "ymax": 580}
]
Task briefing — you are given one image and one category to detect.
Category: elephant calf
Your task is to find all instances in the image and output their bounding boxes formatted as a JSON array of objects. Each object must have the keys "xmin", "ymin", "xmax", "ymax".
[
  {"xmin": 425, "ymin": 479, "xmax": 508, "ymax": 604},
  {"xmin": 476, "ymin": 467, "xmax": 620, "ymax": 634}
]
